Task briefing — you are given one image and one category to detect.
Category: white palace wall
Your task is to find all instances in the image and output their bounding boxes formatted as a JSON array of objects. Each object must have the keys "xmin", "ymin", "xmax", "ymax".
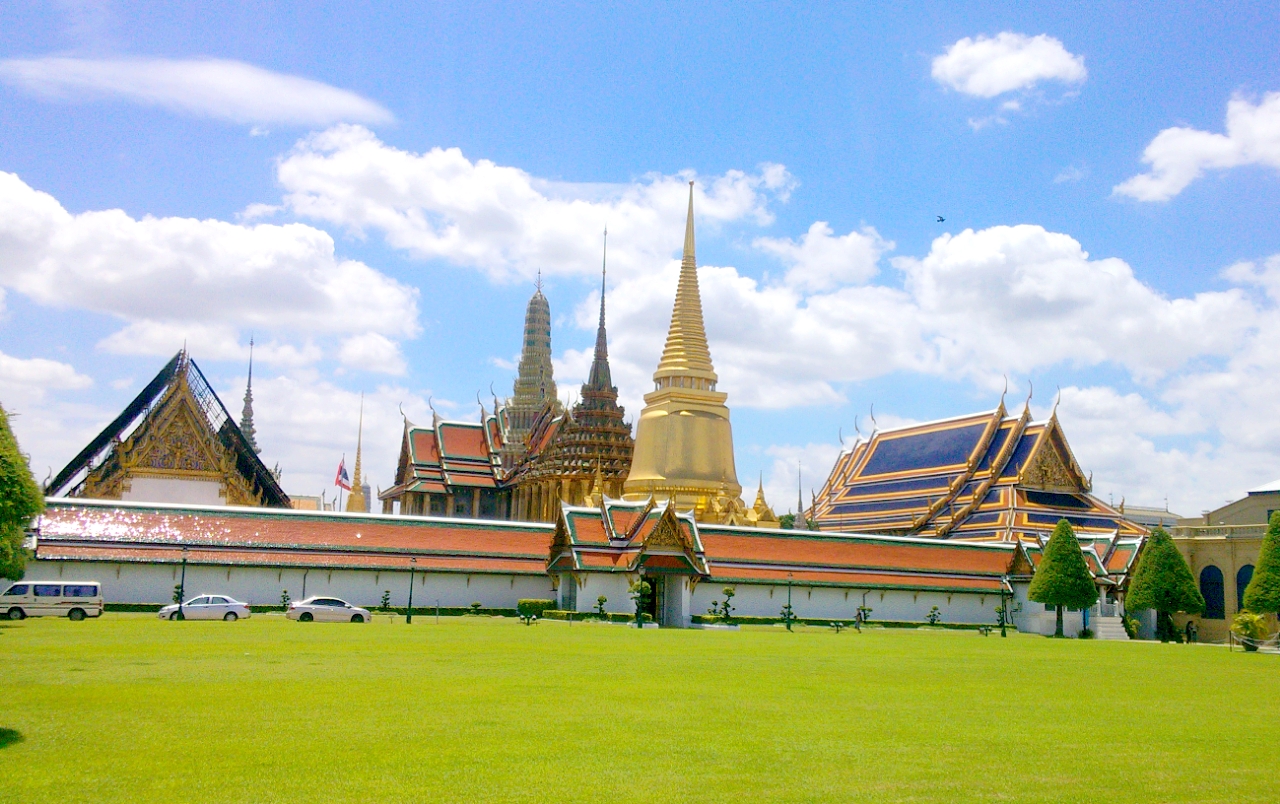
[
  {"xmin": 20, "ymin": 559, "xmax": 555, "ymax": 610},
  {"xmin": 691, "ymin": 582, "xmax": 1011, "ymax": 625}
]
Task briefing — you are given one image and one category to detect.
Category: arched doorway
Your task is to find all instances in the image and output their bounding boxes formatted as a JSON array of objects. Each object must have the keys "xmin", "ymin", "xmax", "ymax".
[
  {"xmin": 1237, "ymin": 564, "xmax": 1255, "ymax": 612},
  {"xmin": 1200, "ymin": 565, "xmax": 1225, "ymax": 620}
]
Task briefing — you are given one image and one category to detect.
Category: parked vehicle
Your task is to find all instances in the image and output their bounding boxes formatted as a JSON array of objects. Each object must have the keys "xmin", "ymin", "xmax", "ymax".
[
  {"xmin": 286, "ymin": 596, "xmax": 370, "ymax": 623},
  {"xmin": 1, "ymin": 582, "xmax": 103, "ymax": 620},
  {"xmin": 158, "ymin": 595, "xmax": 252, "ymax": 621}
]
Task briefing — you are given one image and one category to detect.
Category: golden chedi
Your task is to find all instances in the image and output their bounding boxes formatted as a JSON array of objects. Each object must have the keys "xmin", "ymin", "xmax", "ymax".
[{"xmin": 624, "ymin": 182, "xmax": 745, "ymax": 522}]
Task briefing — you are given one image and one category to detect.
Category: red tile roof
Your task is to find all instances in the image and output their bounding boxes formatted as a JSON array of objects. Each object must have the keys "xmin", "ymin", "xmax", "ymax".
[{"xmin": 37, "ymin": 499, "xmax": 552, "ymax": 575}]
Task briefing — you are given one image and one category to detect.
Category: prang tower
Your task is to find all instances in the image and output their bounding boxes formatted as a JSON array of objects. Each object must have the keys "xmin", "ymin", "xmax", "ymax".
[
  {"xmin": 501, "ymin": 280, "xmax": 561, "ymax": 470},
  {"xmin": 624, "ymin": 182, "xmax": 744, "ymax": 521}
]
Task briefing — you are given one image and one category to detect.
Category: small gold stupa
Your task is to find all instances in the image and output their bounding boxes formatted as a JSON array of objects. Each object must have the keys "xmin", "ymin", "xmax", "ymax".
[{"xmin": 623, "ymin": 182, "xmax": 745, "ymax": 522}]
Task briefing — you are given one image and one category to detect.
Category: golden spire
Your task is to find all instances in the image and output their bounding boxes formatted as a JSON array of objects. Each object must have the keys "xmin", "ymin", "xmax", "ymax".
[
  {"xmin": 623, "ymin": 181, "xmax": 741, "ymax": 518},
  {"xmin": 653, "ymin": 182, "xmax": 717, "ymax": 386},
  {"xmin": 346, "ymin": 394, "xmax": 366, "ymax": 513}
]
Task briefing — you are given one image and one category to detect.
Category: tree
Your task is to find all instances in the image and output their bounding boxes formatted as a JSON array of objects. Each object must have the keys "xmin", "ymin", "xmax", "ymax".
[
  {"xmin": 1028, "ymin": 519, "xmax": 1099, "ymax": 637},
  {"xmin": 1125, "ymin": 526, "xmax": 1204, "ymax": 642},
  {"xmin": 0, "ymin": 403, "xmax": 44, "ymax": 580},
  {"xmin": 1243, "ymin": 511, "xmax": 1280, "ymax": 616},
  {"xmin": 628, "ymin": 579, "xmax": 651, "ymax": 628}
]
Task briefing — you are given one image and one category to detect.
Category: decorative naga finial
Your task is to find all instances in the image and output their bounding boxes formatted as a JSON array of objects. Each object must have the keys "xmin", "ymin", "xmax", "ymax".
[
  {"xmin": 854, "ymin": 415, "xmax": 862, "ymax": 439},
  {"xmin": 869, "ymin": 403, "xmax": 878, "ymax": 433},
  {"xmin": 428, "ymin": 395, "xmax": 440, "ymax": 427},
  {"xmin": 838, "ymin": 427, "xmax": 844, "ymax": 449},
  {"xmin": 1000, "ymin": 374, "xmax": 1008, "ymax": 409},
  {"xmin": 1024, "ymin": 380, "xmax": 1033, "ymax": 413},
  {"xmin": 1051, "ymin": 385, "xmax": 1062, "ymax": 418}
]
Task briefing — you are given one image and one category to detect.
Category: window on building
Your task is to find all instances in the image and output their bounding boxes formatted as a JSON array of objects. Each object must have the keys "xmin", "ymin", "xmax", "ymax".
[
  {"xmin": 1200, "ymin": 566, "xmax": 1225, "ymax": 619},
  {"xmin": 1237, "ymin": 564, "xmax": 1255, "ymax": 612}
]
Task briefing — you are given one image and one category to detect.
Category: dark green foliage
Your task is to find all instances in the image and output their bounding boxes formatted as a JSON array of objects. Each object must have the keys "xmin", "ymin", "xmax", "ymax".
[
  {"xmin": 1126, "ymin": 527, "xmax": 1204, "ymax": 643},
  {"xmin": 0, "ymin": 404, "xmax": 43, "ymax": 580},
  {"xmin": 706, "ymin": 586, "xmax": 736, "ymax": 622},
  {"xmin": 628, "ymin": 580, "xmax": 651, "ymax": 628},
  {"xmin": 1028, "ymin": 519, "xmax": 1099, "ymax": 636},
  {"xmin": 172, "ymin": 584, "xmax": 183, "ymax": 604},
  {"xmin": 1121, "ymin": 614, "xmax": 1140, "ymax": 640},
  {"xmin": 280, "ymin": 589, "xmax": 291, "ymax": 608},
  {"xmin": 779, "ymin": 513, "xmax": 796, "ymax": 529},
  {"xmin": 380, "ymin": 590, "xmax": 392, "ymax": 612},
  {"xmin": 926, "ymin": 606, "xmax": 942, "ymax": 625},
  {"xmin": 1243, "ymin": 512, "xmax": 1280, "ymax": 615},
  {"xmin": 469, "ymin": 601, "xmax": 483, "ymax": 614},
  {"xmin": 517, "ymin": 599, "xmax": 556, "ymax": 619},
  {"xmin": 594, "ymin": 595, "xmax": 608, "ymax": 618}
]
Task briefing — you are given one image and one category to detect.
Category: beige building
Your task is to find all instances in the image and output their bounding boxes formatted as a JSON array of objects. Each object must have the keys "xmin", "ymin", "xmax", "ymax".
[{"xmin": 1171, "ymin": 478, "xmax": 1280, "ymax": 642}]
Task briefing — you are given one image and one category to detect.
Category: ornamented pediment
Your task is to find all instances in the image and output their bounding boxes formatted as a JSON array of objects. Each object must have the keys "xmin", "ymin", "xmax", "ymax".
[{"xmin": 1020, "ymin": 437, "xmax": 1083, "ymax": 493}]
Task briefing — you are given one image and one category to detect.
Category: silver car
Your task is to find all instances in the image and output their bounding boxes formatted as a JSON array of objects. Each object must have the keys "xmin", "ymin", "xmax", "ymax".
[
  {"xmin": 286, "ymin": 596, "xmax": 370, "ymax": 623},
  {"xmin": 159, "ymin": 595, "xmax": 253, "ymax": 621}
]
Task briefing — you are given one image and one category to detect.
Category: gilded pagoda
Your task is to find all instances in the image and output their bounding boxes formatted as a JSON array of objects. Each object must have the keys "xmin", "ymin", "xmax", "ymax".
[
  {"xmin": 509, "ymin": 236, "xmax": 635, "ymax": 521},
  {"xmin": 623, "ymin": 183, "xmax": 747, "ymax": 523},
  {"xmin": 500, "ymin": 281, "xmax": 561, "ymax": 471}
]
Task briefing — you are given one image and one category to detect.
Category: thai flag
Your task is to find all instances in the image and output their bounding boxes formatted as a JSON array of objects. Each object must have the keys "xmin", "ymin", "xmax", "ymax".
[{"xmin": 335, "ymin": 457, "xmax": 351, "ymax": 490}]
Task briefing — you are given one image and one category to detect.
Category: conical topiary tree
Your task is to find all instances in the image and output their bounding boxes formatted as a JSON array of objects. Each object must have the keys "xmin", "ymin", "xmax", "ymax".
[
  {"xmin": 0, "ymin": 403, "xmax": 44, "ymax": 580},
  {"xmin": 1028, "ymin": 519, "xmax": 1099, "ymax": 637},
  {"xmin": 1243, "ymin": 511, "xmax": 1280, "ymax": 616},
  {"xmin": 1125, "ymin": 526, "xmax": 1204, "ymax": 642}
]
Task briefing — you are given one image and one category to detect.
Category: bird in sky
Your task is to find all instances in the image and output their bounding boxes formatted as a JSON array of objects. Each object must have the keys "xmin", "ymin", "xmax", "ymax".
[{"xmin": 936, "ymin": 215, "xmax": 945, "ymax": 222}]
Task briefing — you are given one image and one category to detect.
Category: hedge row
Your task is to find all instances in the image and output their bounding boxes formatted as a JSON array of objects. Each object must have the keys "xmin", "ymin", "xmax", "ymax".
[
  {"xmin": 540, "ymin": 609, "xmax": 651, "ymax": 623},
  {"xmin": 689, "ymin": 614, "xmax": 997, "ymax": 630}
]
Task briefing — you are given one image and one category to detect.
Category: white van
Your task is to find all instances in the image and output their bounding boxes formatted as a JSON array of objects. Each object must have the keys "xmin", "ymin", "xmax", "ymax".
[{"xmin": 1, "ymin": 582, "xmax": 104, "ymax": 620}]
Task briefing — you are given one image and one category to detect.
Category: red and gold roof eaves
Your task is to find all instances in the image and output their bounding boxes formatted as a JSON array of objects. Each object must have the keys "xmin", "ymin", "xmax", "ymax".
[
  {"xmin": 548, "ymin": 499, "xmax": 708, "ymax": 575},
  {"xmin": 36, "ymin": 498, "xmax": 552, "ymax": 575},
  {"xmin": 391, "ymin": 414, "xmax": 505, "ymax": 495}
]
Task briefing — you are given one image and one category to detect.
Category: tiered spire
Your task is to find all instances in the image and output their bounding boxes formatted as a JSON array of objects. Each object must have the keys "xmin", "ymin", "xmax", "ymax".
[
  {"xmin": 346, "ymin": 394, "xmax": 366, "ymax": 512},
  {"xmin": 500, "ymin": 280, "xmax": 562, "ymax": 470},
  {"xmin": 239, "ymin": 338, "xmax": 260, "ymax": 453},
  {"xmin": 653, "ymin": 182, "xmax": 717, "ymax": 386},
  {"xmin": 585, "ymin": 227, "xmax": 613, "ymax": 395}
]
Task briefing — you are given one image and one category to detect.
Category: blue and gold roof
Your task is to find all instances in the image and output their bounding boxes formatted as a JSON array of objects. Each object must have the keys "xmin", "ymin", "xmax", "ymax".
[{"xmin": 811, "ymin": 402, "xmax": 1145, "ymax": 544}]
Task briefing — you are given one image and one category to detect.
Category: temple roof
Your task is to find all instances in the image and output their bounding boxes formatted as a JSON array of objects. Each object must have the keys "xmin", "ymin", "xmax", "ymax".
[
  {"xmin": 812, "ymin": 403, "xmax": 1144, "ymax": 543},
  {"xmin": 35, "ymin": 498, "xmax": 551, "ymax": 576},
  {"xmin": 46, "ymin": 351, "xmax": 288, "ymax": 508},
  {"xmin": 547, "ymin": 499, "xmax": 1030, "ymax": 594},
  {"xmin": 382, "ymin": 410, "xmax": 505, "ymax": 499}
]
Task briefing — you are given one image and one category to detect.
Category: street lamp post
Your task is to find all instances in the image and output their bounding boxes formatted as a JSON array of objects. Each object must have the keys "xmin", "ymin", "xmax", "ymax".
[
  {"xmin": 783, "ymin": 571, "xmax": 796, "ymax": 632},
  {"xmin": 406, "ymin": 557, "xmax": 417, "ymax": 624},
  {"xmin": 178, "ymin": 546, "xmax": 189, "ymax": 619}
]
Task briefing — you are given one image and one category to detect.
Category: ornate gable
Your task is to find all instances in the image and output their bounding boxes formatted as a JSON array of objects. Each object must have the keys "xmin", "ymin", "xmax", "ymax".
[{"xmin": 1019, "ymin": 422, "xmax": 1087, "ymax": 493}]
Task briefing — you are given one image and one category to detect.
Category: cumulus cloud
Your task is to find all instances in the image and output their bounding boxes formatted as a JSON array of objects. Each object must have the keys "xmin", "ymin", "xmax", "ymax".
[
  {"xmin": 275, "ymin": 125, "xmax": 795, "ymax": 282},
  {"xmin": 0, "ymin": 56, "xmax": 393, "ymax": 126},
  {"xmin": 0, "ymin": 171, "xmax": 419, "ymax": 362},
  {"xmin": 932, "ymin": 32, "xmax": 1086, "ymax": 98},
  {"xmin": 1114, "ymin": 92, "xmax": 1280, "ymax": 202},
  {"xmin": 754, "ymin": 222, "xmax": 892, "ymax": 292},
  {"xmin": 338, "ymin": 333, "xmax": 407, "ymax": 375},
  {"xmin": 0, "ymin": 350, "xmax": 92, "ymax": 405}
]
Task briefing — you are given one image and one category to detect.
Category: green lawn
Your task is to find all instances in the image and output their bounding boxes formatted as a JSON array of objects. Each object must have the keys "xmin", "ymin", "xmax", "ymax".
[{"xmin": 0, "ymin": 614, "xmax": 1271, "ymax": 803}]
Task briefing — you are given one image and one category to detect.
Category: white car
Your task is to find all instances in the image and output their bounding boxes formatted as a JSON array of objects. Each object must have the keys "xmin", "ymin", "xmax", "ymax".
[
  {"xmin": 158, "ymin": 595, "xmax": 252, "ymax": 621},
  {"xmin": 286, "ymin": 596, "xmax": 370, "ymax": 623}
]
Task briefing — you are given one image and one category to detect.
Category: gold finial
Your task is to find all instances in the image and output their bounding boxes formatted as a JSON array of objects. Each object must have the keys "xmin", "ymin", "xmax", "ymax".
[
  {"xmin": 653, "ymin": 180, "xmax": 717, "ymax": 384},
  {"xmin": 346, "ymin": 393, "xmax": 366, "ymax": 513}
]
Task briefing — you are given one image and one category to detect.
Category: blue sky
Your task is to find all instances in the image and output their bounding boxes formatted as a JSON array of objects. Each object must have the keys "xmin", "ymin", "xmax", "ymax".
[{"xmin": 2, "ymin": 1, "xmax": 1279, "ymax": 514}]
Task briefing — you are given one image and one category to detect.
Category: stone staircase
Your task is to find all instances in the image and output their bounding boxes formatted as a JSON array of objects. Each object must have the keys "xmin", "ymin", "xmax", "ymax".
[{"xmin": 1093, "ymin": 616, "xmax": 1129, "ymax": 641}]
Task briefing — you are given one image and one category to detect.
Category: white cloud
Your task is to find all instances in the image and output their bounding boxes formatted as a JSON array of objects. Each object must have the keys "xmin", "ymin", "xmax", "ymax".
[
  {"xmin": 1114, "ymin": 92, "xmax": 1280, "ymax": 202},
  {"xmin": 0, "ymin": 171, "xmax": 419, "ymax": 362},
  {"xmin": 754, "ymin": 222, "xmax": 892, "ymax": 292},
  {"xmin": 338, "ymin": 333, "xmax": 407, "ymax": 375},
  {"xmin": 932, "ymin": 32, "xmax": 1086, "ymax": 98},
  {"xmin": 0, "ymin": 350, "xmax": 92, "ymax": 405},
  {"xmin": 275, "ymin": 125, "xmax": 794, "ymax": 283},
  {"xmin": 0, "ymin": 56, "xmax": 393, "ymax": 126},
  {"xmin": 1054, "ymin": 165, "xmax": 1086, "ymax": 184}
]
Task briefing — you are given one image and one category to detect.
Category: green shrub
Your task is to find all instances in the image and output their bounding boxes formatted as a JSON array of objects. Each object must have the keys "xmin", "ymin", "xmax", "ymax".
[
  {"xmin": 469, "ymin": 601, "xmax": 483, "ymax": 614},
  {"xmin": 1232, "ymin": 611, "xmax": 1269, "ymax": 651},
  {"xmin": 1126, "ymin": 527, "xmax": 1204, "ymax": 643},
  {"xmin": 926, "ymin": 606, "xmax": 942, "ymax": 625},
  {"xmin": 1121, "ymin": 615, "xmax": 1140, "ymax": 640},
  {"xmin": 1243, "ymin": 512, "xmax": 1280, "ymax": 615},
  {"xmin": 280, "ymin": 590, "xmax": 291, "ymax": 608},
  {"xmin": 517, "ymin": 599, "xmax": 557, "ymax": 619},
  {"xmin": 1078, "ymin": 627, "xmax": 1094, "ymax": 639},
  {"xmin": 379, "ymin": 590, "xmax": 392, "ymax": 612}
]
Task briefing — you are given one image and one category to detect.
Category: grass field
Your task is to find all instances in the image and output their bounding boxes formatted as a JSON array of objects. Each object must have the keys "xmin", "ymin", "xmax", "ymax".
[{"xmin": 1, "ymin": 614, "xmax": 1273, "ymax": 803}]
